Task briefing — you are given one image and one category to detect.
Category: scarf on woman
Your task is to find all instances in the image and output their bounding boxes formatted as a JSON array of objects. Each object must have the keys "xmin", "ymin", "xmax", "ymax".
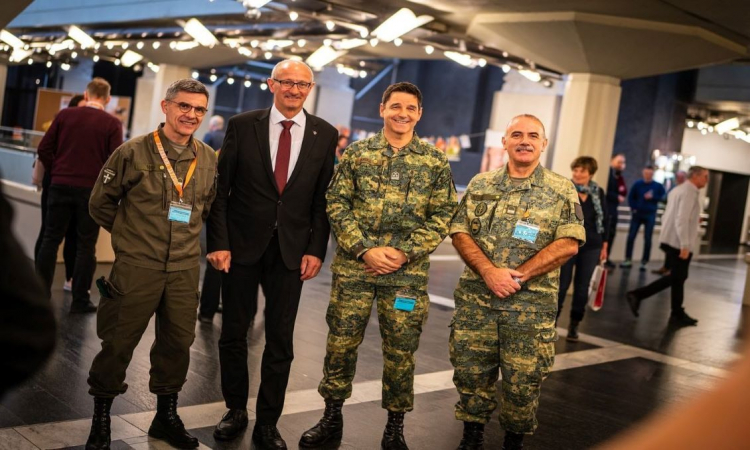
[{"xmin": 574, "ymin": 180, "xmax": 604, "ymax": 234}]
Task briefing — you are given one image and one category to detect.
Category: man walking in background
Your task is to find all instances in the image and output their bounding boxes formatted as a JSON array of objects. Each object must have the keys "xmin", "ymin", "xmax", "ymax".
[
  {"xmin": 621, "ymin": 165, "xmax": 665, "ymax": 271},
  {"xmin": 626, "ymin": 166, "xmax": 708, "ymax": 326},
  {"xmin": 605, "ymin": 154, "xmax": 626, "ymax": 269},
  {"xmin": 35, "ymin": 77, "xmax": 122, "ymax": 313}
]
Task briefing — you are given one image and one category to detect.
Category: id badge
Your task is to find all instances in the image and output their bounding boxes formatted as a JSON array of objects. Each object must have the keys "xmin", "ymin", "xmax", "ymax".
[
  {"xmin": 168, "ymin": 201, "xmax": 192, "ymax": 223},
  {"xmin": 394, "ymin": 294, "xmax": 417, "ymax": 312},
  {"xmin": 512, "ymin": 220, "xmax": 540, "ymax": 243}
]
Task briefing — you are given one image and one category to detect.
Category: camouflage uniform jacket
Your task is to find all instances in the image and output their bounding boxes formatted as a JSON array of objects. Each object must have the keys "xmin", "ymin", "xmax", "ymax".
[
  {"xmin": 327, "ymin": 130, "xmax": 457, "ymax": 287},
  {"xmin": 450, "ymin": 164, "xmax": 585, "ymax": 312}
]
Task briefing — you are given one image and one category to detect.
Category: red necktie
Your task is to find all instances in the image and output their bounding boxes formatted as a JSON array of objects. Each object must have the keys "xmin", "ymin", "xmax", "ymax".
[{"xmin": 275, "ymin": 120, "xmax": 294, "ymax": 193}]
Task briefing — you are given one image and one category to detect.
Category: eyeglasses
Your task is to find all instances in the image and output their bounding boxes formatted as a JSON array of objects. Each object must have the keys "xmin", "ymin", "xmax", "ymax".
[
  {"xmin": 166, "ymin": 100, "xmax": 208, "ymax": 117},
  {"xmin": 272, "ymin": 78, "xmax": 313, "ymax": 91}
]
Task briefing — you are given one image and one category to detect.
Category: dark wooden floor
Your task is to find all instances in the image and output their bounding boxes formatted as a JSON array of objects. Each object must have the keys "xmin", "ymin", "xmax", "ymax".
[{"xmin": 1, "ymin": 240, "xmax": 746, "ymax": 449}]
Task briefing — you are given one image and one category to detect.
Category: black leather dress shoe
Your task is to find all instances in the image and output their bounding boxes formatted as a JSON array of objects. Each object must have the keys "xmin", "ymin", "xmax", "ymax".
[
  {"xmin": 252, "ymin": 424, "xmax": 287, "ymax": 449},
  {"xmin": 213, "ymin": 409, "xmax": 249, "ymax": 441}
]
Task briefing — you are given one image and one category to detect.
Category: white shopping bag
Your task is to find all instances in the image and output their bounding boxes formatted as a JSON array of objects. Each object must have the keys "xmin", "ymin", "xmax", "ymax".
[{"xmin": 587, "ymin": 263, "xmax": 607, "ymax": 311}]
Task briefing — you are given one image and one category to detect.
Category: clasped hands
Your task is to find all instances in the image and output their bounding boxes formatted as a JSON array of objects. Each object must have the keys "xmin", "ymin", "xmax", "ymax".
[
  {"xmin": 206, "ymin": 251, "xmax": 323, "ymax": 281},
  {"xmin": 362, "ymin": 247, "xmax": 407, "ymax": 276},
  {"xmin": 480, "ymin": 266, "xmax": 524, "ymax": 299}
]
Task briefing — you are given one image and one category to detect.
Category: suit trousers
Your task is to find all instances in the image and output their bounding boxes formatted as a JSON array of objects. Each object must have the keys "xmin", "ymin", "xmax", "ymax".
[
  {"xmin": 88, "ymin": 260, "xmax": 199, "ymax": 397},
  {"xmin": 35, "ymin": 185, "xmax": 99, "ymax": 303},
  {"xmin": 629, "ymin": 245, "xmax": 692, "ymax": 312},
  {"xmin": 219, "ymin": 233, "xmax": 303, "ymax": 425}
]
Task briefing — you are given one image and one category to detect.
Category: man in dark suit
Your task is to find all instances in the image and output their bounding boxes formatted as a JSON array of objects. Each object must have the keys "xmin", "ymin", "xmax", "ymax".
[{"xmin": 207, "ymin": 59, "xmax": 337, "ymax": 450}]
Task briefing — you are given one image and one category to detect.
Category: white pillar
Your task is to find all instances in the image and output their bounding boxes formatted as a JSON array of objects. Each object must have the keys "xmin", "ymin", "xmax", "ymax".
[
  {"xmin": 0, "ymin": 64, "xmax": 7, "ymax": 125},
  {"xmin": 551, "ymin": 73, "xmax": 621, "ymax": 187},
  {"xmin": 130, "ymin": 64, "xmax": 196, "ymax": 139},
  {"xmin": 307, "ymin": 67, "xmax": 354, "ymax": 128}
]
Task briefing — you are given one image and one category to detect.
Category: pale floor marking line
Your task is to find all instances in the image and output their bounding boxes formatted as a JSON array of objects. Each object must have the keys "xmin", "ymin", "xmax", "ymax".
[
  {"xmin": 5, "ymin": 336, "xmax": 731, "ymax": 449},
  {"xmin": 430, "ymin": 255, "xmax": 462, "ymax": 262},
  {"xmin": 690, "ymin": 260, "xmax": 746, "ymax": 276},
  {"xmin": 429, "ymin": 294, "xmax": 455, "ymax": 308}
]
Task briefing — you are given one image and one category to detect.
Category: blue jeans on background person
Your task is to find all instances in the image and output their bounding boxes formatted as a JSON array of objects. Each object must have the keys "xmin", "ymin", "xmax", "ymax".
[
  {"xmin": 625, "ymin": 211, "xmax": 656, "ymax": 263},
  {"xmin": 558, "ymin": 244, "xmax": 602, "ymax": 323}
]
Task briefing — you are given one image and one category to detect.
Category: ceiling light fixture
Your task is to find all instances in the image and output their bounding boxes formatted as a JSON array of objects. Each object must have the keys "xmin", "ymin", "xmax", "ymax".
[
  {"xmin": 335, "ymin": 39, "xmax": 368, "ymax": 50},
  {"xmin": 67, "ymin": 25, "xmax": 96, "ymax": 49},
  {"xmin": 210, "ymin": 74, "xmax": 217, "ymax": 82},
  {"xmin": 260, "ymin": 82, "xmax": 268, "ymax": 90},
  {"xmin": 444, "ymin": 51, "xmax": 473, "ymax": 67},
  {"xmin": 519, "ymin": 69, "xmax": 541, "ymax": 82},
  {"xmin": 227, "ymin": 77, "xmax": 235, "ymax": 85},
  {"xmin": 0, "ymin": 29, "xmax": 25, "ymax": 49},
  {"xmin": 371, "ymin": 8, "xmax": 433, "ymax": 43},
  {"xmin": 179, "ymin": 18, "xmax": 219, "ymax": 47},
  {"xmin": 244, "ymin": 80, "xmax": 252, "ymax": 88},
  {"xmin": 297, "ymin": 39, "xmax": 306, "ymax": 47},
  {"xmin": 393, "ymin": 37, "xmax": 403, "ymax": 47},
  {"xmin": 152, "ymin": 42, "xmax": 160, "ymax": 49},
  {"xmin": 424, "ymin": 45, "xmax": 434, "ymax": 55},
  {"xmin": 289, "ymin": 11, "xmax": 299, "ymax": 21},
  {"xmin": 244, "ymin": 0, "xmax": 271, "ymax": 8},
  {"xmin": 326, "ymin": 21, "xmax": 336, "ymax": 31},
  {"xmin": 306, "ymin": 45, "xmax": 345, "ymax": 69},
  {"xmin": 715, "ymin": 117, "xmax": 740, "ymax": 134},
  {"xmin": 192, "ymin": 71, "xmax": 199, "ymax": 78},
  {"xmin": 120, "ymin": 50, "xmax": 143, "ymax": 67}
]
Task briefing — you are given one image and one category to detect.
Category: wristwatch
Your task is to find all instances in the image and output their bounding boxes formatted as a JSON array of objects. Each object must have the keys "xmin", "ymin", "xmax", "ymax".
[{"xmin": 512, "ymin": 276, "xmax": 523, "ymax": 286}]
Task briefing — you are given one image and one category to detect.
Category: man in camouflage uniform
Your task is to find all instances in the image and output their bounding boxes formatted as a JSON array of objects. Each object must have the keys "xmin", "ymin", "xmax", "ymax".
[
  {"xmin": 299, "ymin": 82, "xmax": 457, "ymax": 450},
  {"xmin": 450, "ymin": 114, "xmax": 585, "ymax": 450}
]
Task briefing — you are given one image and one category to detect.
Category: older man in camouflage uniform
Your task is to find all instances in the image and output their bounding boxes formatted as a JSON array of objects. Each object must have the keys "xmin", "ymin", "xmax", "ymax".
[
  {"xmin": 299, "ymin": 82, "xmax": 456, "ymax": 450},
  {"xmin": 450, "ymin": 114, "xmax": 585, "ymax": 450}
]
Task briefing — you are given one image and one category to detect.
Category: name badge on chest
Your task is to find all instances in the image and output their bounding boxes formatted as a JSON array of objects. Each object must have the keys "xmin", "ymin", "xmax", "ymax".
[
  {"xmin": 168, "ymin": 201, "xmax": 192, "ymax": 223},
  {"xmin": 512, "ymin": 220, "xmax": 540, "ymax": 243}
]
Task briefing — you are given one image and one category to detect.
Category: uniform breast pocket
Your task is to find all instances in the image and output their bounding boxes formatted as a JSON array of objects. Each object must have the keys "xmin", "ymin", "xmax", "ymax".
[
  {"xmin": 132, "ymin": 163, "xmax": 167, "ymax": 215},
  {"xmin": 353, "ymin": 163, "xmax": 383, "ymax": 197},
  {"xmin": 466, "ymin": 194, "xmax": 504, "ymax": 238}
]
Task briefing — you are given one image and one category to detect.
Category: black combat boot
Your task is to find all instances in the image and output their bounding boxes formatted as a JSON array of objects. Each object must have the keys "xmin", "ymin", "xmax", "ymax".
[
  {"xmin": 381, "ymin": 411, "xmax": 408, "ymax": 450},
  {"xmin": 456, "ymin": 421, "xmax": 484, "ymax": 450},
  {"xmin": 85, "ymin": 397, "xmax": 113, "ymax": 450},
  {"xmin": 566, "ymin": 319, "xmax": 580, "ymax": 342},
  {"xmin": 502, "ymin": 431, "xmax": 524, "ymax": 450},
  {"xmin": 148, "ymin": 393, "xmax": 199, "ymax": 449},
  {"xmin": 299, "ymin": 399, "xmax": 344, "ymax": 447}
]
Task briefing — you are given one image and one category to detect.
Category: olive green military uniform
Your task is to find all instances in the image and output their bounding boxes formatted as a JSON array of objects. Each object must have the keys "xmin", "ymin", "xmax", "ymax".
[
  {"xmin": 87, "ymin": 125, "xmax": 216, "ymax": 398},
  {"xmin": 319, "ymin": 130, "xmax": 457, "ymax": 412},
  {"xmin": 449, "ymin": 164, "xmax": 585, "ymax": 433}
]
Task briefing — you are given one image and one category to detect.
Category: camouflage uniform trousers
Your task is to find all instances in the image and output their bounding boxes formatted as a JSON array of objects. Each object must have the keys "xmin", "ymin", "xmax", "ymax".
[
  {"xmin": 449, "ymin": 307, "xmax": 557, "ymax": 434},
  {"xmin": 318, "ymin": 275, "xmax": 429, "ymax": 412}
]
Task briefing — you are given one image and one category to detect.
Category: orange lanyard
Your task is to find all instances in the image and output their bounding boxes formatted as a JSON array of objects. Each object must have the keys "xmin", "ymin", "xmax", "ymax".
[{"xmin": 153, "ymin": 130, "xmax": 197, "ymax": 201}]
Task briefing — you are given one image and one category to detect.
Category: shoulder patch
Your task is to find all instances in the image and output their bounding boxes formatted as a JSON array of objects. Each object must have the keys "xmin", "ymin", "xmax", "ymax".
[
  {"xmin": 574, "ymin": 203, "xmax": 584, "ymax": 221},
  {"xmin": 101, "ymin": 168, "xmax": 116, "ymax": 184}
]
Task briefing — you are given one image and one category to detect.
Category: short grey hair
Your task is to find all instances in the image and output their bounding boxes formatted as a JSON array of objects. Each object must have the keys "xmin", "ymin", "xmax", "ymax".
[
  {"xmin": 165, "ymin": 78, "xmax": 209, "ymax": 101},
  {"xmin": 209, "ymin": 115, "xmax": 224, "ymax": 130},
  {"xmin": 688, "ymin": 166, "xmax": 707, "ymax": 178},
  {"xmin": 271, "ymin": 59, "xmax": 314, "ymax": 81},
  {"xmin": 506, "ymin": 114, "xmax": 547, "ymax": 139}
]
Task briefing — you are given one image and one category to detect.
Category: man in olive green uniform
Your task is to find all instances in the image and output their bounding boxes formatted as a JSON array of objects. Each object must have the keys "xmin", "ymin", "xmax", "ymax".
[
  {"xmin": 84, "ymin": 79, "xmax": 216, "ymax": 450},
  {"xmin": 299, "ymin": 82, "xmax": 456, "ymax": 450},
  {"xmin": 450, "ymin": 115, "xmax": 585, "ymax": 450}
]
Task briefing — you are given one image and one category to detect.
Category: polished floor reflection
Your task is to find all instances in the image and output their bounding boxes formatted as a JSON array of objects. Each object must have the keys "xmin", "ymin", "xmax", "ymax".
[{"xmin": 1, "ymin": 241, "xmax": 746, "ymax": 449}]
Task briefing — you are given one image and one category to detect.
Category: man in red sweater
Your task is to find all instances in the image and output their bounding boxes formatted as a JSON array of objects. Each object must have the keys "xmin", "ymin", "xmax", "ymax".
[{"xmin": 35, "ymin": 77, "xmax": 123, "ymax": 313}]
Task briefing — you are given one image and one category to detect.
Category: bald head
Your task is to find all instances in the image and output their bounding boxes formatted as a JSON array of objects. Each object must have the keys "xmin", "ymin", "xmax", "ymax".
[
  {"xmin": 271, "ymin": 59, "xmax": 314, "ymax": 81},
  {"xmin": 208, "ymin": 115, "xmax": 224, "ymax": 131},
  {"xmin": 505, "ymin": 114, "xmax": 546, "ymax": 139}
]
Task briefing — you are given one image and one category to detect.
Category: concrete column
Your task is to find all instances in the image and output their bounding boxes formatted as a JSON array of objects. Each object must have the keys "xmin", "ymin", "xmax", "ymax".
[
  {"xmin": 551, "ymin": 73, "xmax": 622, "ymax": 187},
  {"xmin": 308, "ymin": 67, "xmax": 354, "ymax": 129},
  {"xmin": 0, "ymin": 64, "xmax": 7, "ymax": 125},
  {"xmin": 131, "ymin": 64, "xmax": 200, "ymax": 139}
]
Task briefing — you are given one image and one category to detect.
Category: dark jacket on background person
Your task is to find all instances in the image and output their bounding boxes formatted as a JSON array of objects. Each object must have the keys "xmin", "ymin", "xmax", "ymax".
[
  {"xmin": 37, "ymin": 106, "xmax": 122, "ymax": 188},
  {"xmin": 89, "ymin": 126, "xmax": 217, "ymax": 272},
  {"xmin": 0, "ymin": 180, "xmax": 56, "ymax": 398},
  {"xmin": 628, "ymin": 180, "xmax": 665, "ymax": 214}
]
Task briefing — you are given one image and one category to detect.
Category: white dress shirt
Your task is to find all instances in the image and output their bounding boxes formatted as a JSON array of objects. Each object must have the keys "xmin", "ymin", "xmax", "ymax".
[
  {"xmin": 659, "ymin": 181, "xmax": 701, "ymax": 250},
  {"xmin": 269, "ymin": 105, "xmax": 306, "ymax": 181}
]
